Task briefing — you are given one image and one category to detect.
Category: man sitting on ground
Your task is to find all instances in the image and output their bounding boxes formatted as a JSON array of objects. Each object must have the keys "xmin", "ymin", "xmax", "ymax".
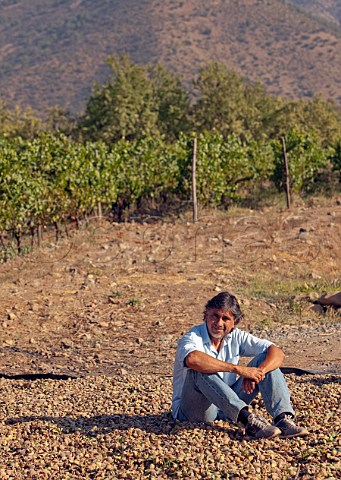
[{"xmin": 172, "ymin": 291, "xmax": 309, "ymax": 439}]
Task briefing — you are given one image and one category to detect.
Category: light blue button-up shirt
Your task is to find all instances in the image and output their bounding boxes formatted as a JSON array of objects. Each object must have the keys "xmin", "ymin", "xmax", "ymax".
[{"xmin": 172, "ymin": 322, "xmax": 273, "ymax": 419}]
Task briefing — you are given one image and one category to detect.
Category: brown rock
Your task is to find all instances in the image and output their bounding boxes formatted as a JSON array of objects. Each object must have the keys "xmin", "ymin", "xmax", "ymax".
[
  {"xmin": 316, "ymin": 292, "xmax": 341, "ymax": 307},
  {"xmin": 61, "ymin": 338, "xmax": 74, "ymax": 348}
]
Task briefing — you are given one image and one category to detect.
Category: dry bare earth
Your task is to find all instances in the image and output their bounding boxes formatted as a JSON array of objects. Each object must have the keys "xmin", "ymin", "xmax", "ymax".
[{"xmin": 0, "ymin": 199, "xmax": 340, "ymax": 478}]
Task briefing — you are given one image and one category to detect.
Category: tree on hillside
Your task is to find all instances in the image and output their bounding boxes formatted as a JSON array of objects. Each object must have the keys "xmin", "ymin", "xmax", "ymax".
[
  {"xmin": 0, "ymin": 101, "xmax": 42, "ymax": 139},
  {"xmin": 192, "ymin": 63, "xmax": 341, "ymax": 145},
  {"xmin": 264, "ymin": 96, "xmax": 341, "ymax": 146},
  {"xmin": 192, "ymin": 63, "xmax": 245, "ymax": 136},
  {"xmin": 299, "ymin": 96, "xmax": 341, "ymax": 146},
  {"xmin": 191, "ymin": 62, "xmax": 276, "ymax": 140},
  {"xmin": 243, "ymin": 81, "xmax": 278, "ymax": 139},
  {"xmin": 149, "ymin": 63, "xmax": 190, "ymax": 139},
  {"xmin": 43, "ymin": 106, "xmax": 78, "ymax": 138},
  {"xmin": 80, "ymin": 55, "xmax": 158, "ymax": 143},
  {"xmin": 80, "ymin": 56, "xmax": 190, "ymax": 143}
]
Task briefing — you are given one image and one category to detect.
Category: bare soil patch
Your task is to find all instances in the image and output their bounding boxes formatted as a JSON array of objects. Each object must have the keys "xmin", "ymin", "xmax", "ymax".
[{"xmin": 0, "ymin": 197, "xmax": 340, "ymax": 377}]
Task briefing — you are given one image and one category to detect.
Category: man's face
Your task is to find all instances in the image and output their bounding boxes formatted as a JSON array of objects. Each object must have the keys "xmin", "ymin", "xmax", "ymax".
[{"xmin": 205, "ymin": 308, "xmax": 235, "ymax": 341}]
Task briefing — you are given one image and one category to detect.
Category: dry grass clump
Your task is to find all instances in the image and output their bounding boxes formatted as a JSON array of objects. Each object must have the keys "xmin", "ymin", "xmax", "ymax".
[{"xmin": 0, "ymin": 374, "xmax": 339, "ymax": 479}]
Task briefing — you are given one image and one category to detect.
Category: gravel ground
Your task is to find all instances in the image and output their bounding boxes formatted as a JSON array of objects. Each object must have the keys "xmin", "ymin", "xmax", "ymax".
[
  {"xmin": 247, "ymin": 322, "xmax": 341, "ymax": 374},
  {"xmin": 0, "ymin": 374, "xmax": 340, "ymax": 479}
]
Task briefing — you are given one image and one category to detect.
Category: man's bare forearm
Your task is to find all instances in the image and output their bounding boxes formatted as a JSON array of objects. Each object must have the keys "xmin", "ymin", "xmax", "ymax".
[
  {"xmin": 185, "ymin": 350, "xmax": 265, "ymax": 383},
  {"xmin": 185, "ymin": 350, "xmax": 238, "ymax": 373},
  {"xmin": 258, "ymin": 345, "xmax": 285, "ymax": 374}
]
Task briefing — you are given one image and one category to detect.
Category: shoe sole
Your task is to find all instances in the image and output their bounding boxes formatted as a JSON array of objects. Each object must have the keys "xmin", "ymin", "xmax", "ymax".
[
  {"xmin": 279, "ymin": 429, "xmax": 310, "ymax": 438},
  {"xmin": 246, "ymin": 427, "xmax": 281, "ymax": 440}
]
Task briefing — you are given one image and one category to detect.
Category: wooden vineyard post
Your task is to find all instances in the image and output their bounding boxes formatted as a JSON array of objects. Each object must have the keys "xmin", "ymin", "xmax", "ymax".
[
  {"xmin": 192, "ymin": 136, "xmax": 198, "ymax": 223},
  {"xmin": 281, "ymin": 136, "xmax": 291, "ymax": 209},
  {"xmin": 98, "ymin": 201, "xmax": 102, "ymax": 220},
  {"xmin": 37, "ymin": 224, "xmax": 42, "ymax": 248}
]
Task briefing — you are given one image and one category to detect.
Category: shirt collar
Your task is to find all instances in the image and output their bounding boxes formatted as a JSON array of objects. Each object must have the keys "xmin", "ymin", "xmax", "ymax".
[{"xmin": 201, "ymin": 322, "xmax": 211, "ymax": 345}]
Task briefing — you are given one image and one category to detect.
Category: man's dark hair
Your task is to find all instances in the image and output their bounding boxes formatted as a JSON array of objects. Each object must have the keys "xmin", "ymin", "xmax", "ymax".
[{"xmin": 204, "ymin": 291, "xmax": 244, "ymax": 325}]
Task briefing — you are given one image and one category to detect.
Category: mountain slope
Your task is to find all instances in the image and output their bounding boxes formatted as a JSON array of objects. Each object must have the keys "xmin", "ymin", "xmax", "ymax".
[
  {"xmin": 285, "ymin": 0, "xmax": 341, "ymax": 27},
  {"xmin": 0, "ymin": 0, "xmax": 158, "ymax": 113},
  {"xmin": 152, "ymin": 0, "xmax": 341, "ymax": 104},
  {"xmin": 0, "ymin": 0, "xmax": 340, "ymax": 114}
]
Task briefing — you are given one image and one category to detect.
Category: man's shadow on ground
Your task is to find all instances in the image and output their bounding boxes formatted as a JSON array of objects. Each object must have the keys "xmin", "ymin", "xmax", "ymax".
[{"xmin": 6, "ymin": 412, "xmax": 240, "ymax": 438}]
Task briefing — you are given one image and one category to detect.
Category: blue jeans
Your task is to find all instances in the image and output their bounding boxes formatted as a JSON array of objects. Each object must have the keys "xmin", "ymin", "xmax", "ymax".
[{"xmin": 178, "ymin": 352, "xmax": 294, "ymax": 423}]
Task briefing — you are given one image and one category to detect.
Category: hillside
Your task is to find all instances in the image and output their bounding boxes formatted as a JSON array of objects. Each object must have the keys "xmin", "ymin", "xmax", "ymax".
[
  {"xmin": 0, "ymin": 0, "xmax": 341, "ymax": 114},
  {"xmin": 286, "ymin": 0, "xmax": 341, "ymax": 27}
]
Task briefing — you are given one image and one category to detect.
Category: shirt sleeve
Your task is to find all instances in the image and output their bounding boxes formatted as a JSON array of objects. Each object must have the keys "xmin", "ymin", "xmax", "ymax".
[
  {"xmin": 176, "ymin": 329, "xmax": 205, "ymax": 366},
  {"xmin": 238, "ymin": 330, "xmax": 273, "ymax": 357}
]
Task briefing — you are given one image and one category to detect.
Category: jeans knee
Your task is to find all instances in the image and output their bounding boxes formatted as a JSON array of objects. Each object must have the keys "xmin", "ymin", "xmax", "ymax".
[
  {"xmin": 189, "ymin": 368, "xmax": 197, "ymax": 381},
  {"xmin": 247, "ymin": 351, "xmax": 267, "ymax": 367},
  {"xmin": 188, "ymin": 369, "xmax": 206, "ymax": 388},
  {"xmin": 190, "ymin": 370, "xmax": 220, "ymax": 384},
  {"xmin": 190, "ymin": 369, "xmax": 209, "ymax": 381}
]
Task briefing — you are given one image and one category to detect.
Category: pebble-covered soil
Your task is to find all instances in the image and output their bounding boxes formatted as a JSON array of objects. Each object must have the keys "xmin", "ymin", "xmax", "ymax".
[
  {"xmin": 0, "ymin": 374, "xmax": 340, "ymax": 479},
  {"xmin": 0, "ymin": 199, "xmax": 340, "ymax": 478}
]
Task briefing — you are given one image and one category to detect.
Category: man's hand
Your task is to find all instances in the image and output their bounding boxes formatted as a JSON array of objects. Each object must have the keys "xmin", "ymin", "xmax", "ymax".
[
  {"xmin": 242, "ymin": 378, "xmax": 256, "ymax": 394},
  {"xmin": 237, "ymin": 366, "xmax": 265, "ymax": 383},
  {"xmin": 238, "ymin": 366, "xmax": 265, "ymax": 394}
]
